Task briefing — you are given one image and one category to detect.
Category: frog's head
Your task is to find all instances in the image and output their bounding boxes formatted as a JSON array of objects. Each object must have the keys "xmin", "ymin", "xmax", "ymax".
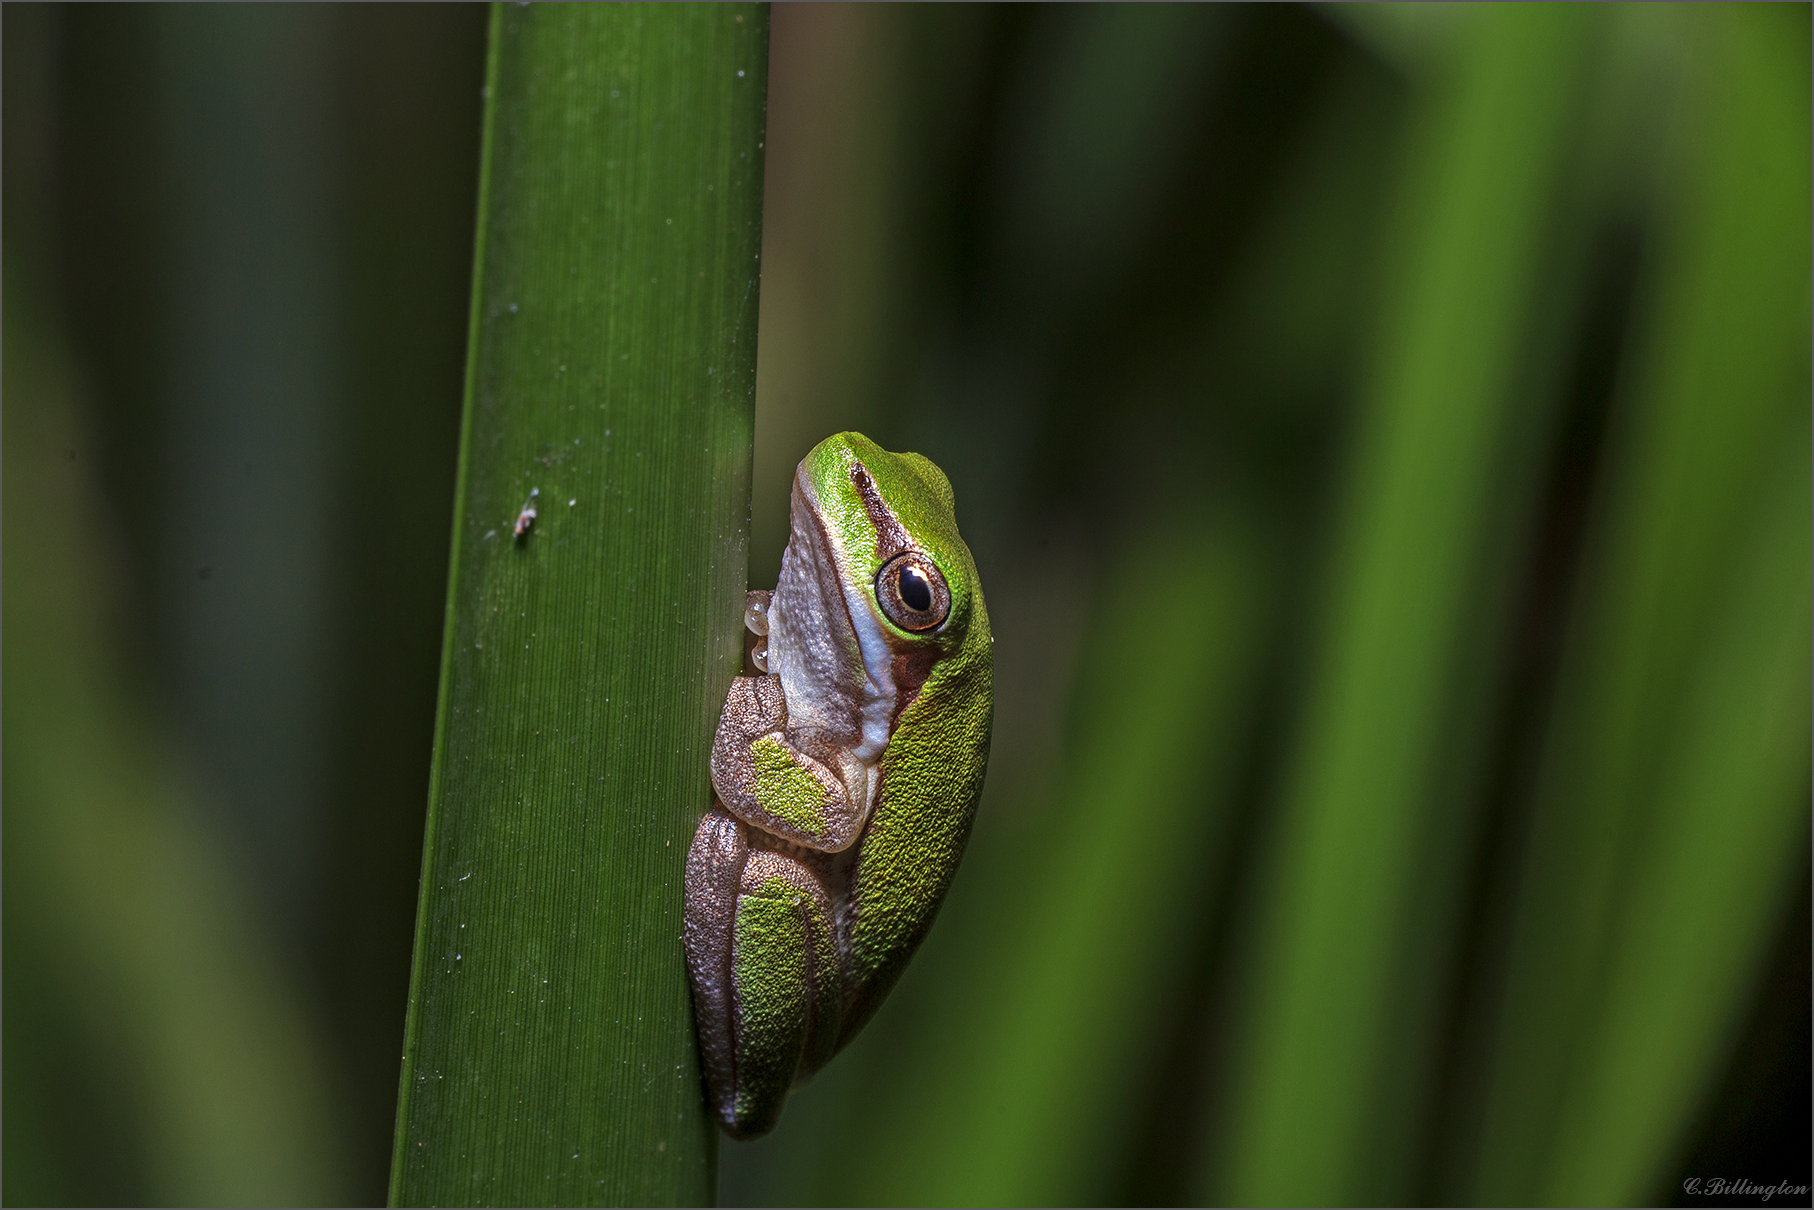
[
  {"xmin": 798, "ymin": 432, "xmax": 979, "ymax": 645},
  {"xmin": 769, "ymin": 432, "xmax": 986, "ymax": 769}
]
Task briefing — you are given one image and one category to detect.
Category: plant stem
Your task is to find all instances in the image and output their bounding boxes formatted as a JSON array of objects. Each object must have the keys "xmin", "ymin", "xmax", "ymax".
[{"xmin": 390, "ymin": 5, "xmax": 768, "ymax": 1204}]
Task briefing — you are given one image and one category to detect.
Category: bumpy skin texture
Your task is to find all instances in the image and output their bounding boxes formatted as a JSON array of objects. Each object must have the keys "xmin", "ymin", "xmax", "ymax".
[{"xmin": 683, "ymin": 433, "xmax": 993, "ymax": 1139}]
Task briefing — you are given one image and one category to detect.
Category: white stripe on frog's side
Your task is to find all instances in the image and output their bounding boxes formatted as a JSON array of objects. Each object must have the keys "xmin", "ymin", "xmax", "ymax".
[
  {"xmin": 793, "ymin": 463, "xmax": 899, "ymax": 809},
  {"xmin": 840, "ymin": 572, "xmax": 897, "ymax": 772}
]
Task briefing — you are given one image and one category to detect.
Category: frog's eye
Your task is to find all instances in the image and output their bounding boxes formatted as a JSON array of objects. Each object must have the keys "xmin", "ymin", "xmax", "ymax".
[{"xmin": 875, "ymin": 552, "xmax": 950, "ymax": 633}]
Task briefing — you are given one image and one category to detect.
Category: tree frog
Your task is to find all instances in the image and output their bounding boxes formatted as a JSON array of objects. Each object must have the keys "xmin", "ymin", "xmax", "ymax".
[{"xmin": 684, "ymin": 431, "xmax": 993, "ymax": 1139}]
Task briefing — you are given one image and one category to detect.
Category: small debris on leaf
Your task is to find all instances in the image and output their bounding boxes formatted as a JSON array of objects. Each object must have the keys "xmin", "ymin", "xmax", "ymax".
[{"xmin": 514, "ymin": 489, "xmax": 539, "ymax": 540}]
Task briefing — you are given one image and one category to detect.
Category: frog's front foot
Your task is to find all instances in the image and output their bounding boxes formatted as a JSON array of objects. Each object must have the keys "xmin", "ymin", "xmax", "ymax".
[{"xmin": 710, "ymin": 676, "xmax": 866, "ymax": 851}]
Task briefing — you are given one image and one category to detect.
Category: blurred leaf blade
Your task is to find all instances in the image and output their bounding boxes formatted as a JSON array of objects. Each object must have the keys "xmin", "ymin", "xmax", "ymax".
[
  {"xmin": 1472, "ymin": 7, "xmax": 1813, "ymax": 1203},
  {"xmin": 1213, "ymin": 7, "xmax": 1598, "ymax": 1204},
  {"xmin": 388, "ymin": 5, "xmax": 768, "ymax": 1205},
  {"xmin": 2, "ymin": 269, "xmax": 347, "ymax": 1208},
  {"xmin": 1554, "ymin": 432, "xmax": 1809, "ymax": 1206}
]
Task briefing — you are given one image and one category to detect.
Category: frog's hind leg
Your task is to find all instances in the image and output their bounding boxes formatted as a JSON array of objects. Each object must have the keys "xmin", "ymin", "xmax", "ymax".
[
  {"xmin": 724, "ymin": 846, "xmax": 844, "ymax": 1138},
  {"xmin": 683, "ymin": 805, "xmax": 747, "ymax": 1132}
]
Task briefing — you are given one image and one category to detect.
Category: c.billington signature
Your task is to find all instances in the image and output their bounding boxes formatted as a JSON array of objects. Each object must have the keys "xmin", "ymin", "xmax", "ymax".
[{"xmin": 1682, "ymin": 1177, "xmax": 1811, "ymax": 1203}]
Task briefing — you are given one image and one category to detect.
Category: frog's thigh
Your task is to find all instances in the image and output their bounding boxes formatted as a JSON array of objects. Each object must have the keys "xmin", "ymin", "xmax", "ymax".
[{"xmin": 729, "ymin": 851, "xmax": 843, "ymax": 1137}]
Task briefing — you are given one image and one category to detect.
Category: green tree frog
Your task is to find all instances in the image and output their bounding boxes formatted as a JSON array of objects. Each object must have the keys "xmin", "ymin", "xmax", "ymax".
[{"xmin": 684, "ymin": 432, "xmax": 993, "ymax": 1139}]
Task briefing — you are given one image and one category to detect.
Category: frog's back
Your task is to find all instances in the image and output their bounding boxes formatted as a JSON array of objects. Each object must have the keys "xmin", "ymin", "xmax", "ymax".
[{"xmin": 835, "ymin": 582, "xmax": 992, "ymax": 1049}]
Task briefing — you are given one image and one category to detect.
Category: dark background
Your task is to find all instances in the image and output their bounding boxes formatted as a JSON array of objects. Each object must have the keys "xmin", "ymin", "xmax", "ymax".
[{"xmin": 4, "ymin": 4, "xmax": 1807, "ymax": 1206}]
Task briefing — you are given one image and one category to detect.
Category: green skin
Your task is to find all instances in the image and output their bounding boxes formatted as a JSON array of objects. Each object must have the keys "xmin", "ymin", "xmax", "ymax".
[{"xmin": 683, "ymin": 433, "xmax": 993, "ymax": 1139}]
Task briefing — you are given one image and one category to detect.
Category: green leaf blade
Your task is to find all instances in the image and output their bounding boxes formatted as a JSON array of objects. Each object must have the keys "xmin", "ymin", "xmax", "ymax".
[{"xmin": 390, "ymin": 6, "xmax": 769, "ymax": 1205}]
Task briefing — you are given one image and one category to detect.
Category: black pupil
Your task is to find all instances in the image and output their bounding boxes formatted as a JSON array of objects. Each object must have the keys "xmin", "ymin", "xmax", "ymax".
[{"xmin": 898, "ymin": 564, "xmax": 934, "ymax": 612}]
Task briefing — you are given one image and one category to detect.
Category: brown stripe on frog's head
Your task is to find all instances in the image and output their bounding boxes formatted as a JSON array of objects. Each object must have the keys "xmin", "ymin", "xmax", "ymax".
[{"xmin": 848, "ymin": 461, "xmax": 912, "ymax": 562}]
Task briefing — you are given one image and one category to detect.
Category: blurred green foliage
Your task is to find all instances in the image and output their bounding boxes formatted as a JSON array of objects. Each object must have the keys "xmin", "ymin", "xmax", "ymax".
[
  {"xmin": 726, "ymin": 4, "xmax": 1809, "ymax": 1206},
  {"xmin": 3, "ymin": 3, "xmax": 1806, "ymax": 1207},
  {"xmin": 4, "ymin": 4, "xmax": 486, "ymax": 1204},
  {"xmin": 4, "ymin": 221, "xmax": 346, "ymax": 1208}
]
